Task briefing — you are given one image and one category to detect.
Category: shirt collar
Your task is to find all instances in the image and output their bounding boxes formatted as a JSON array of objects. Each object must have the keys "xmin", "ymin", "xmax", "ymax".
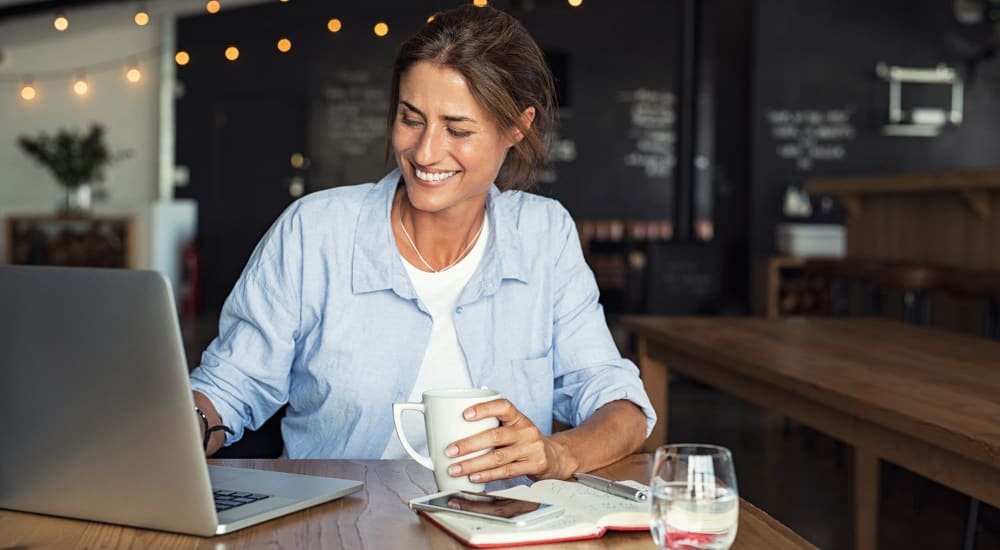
[{"xmin": 351, "ymin": 169, "xmax": 527, "ymax": 297}]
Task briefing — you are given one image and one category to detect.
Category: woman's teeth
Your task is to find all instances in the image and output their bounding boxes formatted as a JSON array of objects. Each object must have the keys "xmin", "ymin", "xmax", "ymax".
[{"xmin": 416, "ymin": 169, "xmax": 457, "ymax": 182}]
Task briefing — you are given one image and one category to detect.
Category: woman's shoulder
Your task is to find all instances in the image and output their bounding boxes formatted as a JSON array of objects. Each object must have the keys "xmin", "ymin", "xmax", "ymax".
[
  {"xmin": 292, "ymin": 182, "xmax": 377, "ymax": 215},
  {"xmin": 495, "ymin": 189, "xmax": 575, "ymax": 234},
  {"xmin": 269, "ymin": 181, "xmax": 384, "ymax": 232}
]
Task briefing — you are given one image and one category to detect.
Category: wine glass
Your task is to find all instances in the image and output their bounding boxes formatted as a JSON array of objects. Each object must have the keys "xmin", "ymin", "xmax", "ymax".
[{"xmin": 649, "ymin": 444, "xmax": 739, "ymax": 550}]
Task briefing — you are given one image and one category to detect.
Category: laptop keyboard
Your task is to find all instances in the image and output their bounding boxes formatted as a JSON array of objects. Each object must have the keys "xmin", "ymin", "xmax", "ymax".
[{"xmin": 213, "ymin": 489, "xmax": 271, "ymax": 512}]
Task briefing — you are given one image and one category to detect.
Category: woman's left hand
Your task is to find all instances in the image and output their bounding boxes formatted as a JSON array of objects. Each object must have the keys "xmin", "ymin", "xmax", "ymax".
[{"xmin": 443, "ymin": 398, "xmax": 578, "ymax": 483}]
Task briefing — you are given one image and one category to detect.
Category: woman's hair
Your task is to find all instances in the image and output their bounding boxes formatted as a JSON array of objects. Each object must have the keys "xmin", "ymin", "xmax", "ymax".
[{"xmin": 387, "ymin": 5, "xmax": 556, "ymax": 191}]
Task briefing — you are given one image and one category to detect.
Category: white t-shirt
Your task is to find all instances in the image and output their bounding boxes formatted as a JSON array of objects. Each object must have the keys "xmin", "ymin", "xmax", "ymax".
[{"xmin": 381, "ymin": 213, "xmax": 490, "ymax": 459}]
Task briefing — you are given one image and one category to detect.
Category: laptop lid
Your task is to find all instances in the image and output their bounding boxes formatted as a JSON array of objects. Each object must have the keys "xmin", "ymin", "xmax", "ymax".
[{"xmin": 0, "ymin": 266, "xmax": 361, "ymax": 536}]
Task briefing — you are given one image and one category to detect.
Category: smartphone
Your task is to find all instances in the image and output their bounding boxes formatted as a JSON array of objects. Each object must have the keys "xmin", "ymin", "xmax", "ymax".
[{"xmin": 410, "ymin": 491, "xmax": 564, "ymax": 526}]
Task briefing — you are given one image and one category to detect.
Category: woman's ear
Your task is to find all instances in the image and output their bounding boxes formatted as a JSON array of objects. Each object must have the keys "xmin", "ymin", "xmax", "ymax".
[{"xmin": 508, "ymin": 106, "xmax": 536, "ymax": 145}]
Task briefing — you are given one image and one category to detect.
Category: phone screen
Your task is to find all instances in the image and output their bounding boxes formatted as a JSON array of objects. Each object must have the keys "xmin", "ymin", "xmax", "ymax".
[{"xmin": 414, "ymin": 491, "xmax": 561, "ymax": 525}]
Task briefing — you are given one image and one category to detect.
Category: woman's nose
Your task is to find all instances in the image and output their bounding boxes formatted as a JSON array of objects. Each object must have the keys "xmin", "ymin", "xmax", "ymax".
[{"xmin": 413, "ymin": 126, "xmax": 442, "ymax": 165}]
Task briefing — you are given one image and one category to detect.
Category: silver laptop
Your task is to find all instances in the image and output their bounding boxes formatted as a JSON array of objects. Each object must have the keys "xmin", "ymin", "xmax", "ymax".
[{"xmin": 0, "ymin": 265, "xmax": 363, "ymax": 536}]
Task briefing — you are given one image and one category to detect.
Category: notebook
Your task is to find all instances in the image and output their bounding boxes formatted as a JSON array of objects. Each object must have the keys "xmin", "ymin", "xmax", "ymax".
[
  {"xmin": 0, "ymin": 265, "xmax": 363, "ymax": 536},
  {"xmin": 411, "ymin": 478, "xmax": 650, "ymax": 547}
]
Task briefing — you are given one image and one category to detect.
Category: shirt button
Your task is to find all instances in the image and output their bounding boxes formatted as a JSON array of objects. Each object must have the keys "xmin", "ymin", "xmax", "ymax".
[{"xmin": 456, "ymin": 306, "xmax": 464, "ymax": 314}]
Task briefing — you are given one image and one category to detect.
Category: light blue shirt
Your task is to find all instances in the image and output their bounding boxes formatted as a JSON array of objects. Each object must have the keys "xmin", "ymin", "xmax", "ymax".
[{"xmin": 190, "ymin": 169, "xmax": 657, "ymax": 458}]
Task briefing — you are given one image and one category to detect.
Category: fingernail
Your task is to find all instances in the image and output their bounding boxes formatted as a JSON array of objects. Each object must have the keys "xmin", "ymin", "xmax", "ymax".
[
  {"xmin": 464, "ymin": 408, "xmax": 475, "ymax": 419},
  {"xmin": 470, "ymin": 473, "xmax": 481, "ymax": 482},
  {"xmin": 445, "ymin": 445, "xmax": 458, "ymax": 457},
  {"xmin": 448, "ymin": 464, "xmax": 461, "ymax": 475}
]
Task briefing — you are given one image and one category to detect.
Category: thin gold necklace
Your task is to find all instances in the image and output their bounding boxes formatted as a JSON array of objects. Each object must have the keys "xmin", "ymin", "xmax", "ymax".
[{"xmin": 397, "ymin": 193, "xmax": 485, "ymax": 273}]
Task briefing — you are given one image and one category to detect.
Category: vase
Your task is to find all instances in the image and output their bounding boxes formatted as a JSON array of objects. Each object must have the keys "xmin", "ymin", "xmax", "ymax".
[{"xmin": 61, "ymin": 183, "xmax": 92, "ymax": 216}]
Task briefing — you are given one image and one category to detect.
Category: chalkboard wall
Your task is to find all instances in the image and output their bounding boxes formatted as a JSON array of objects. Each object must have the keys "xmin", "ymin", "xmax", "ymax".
[{"xmin": 750, "ymin": 0, "xmax": 1000, "ymax": 256}]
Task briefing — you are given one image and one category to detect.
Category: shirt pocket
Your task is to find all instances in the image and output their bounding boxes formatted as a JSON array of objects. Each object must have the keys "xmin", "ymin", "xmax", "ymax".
[
  {"xmin": 510, "ymin": 354, "xmax": 554, "ymax": 376},
  {"xmin": 508, "ymin": 354, "xmax": 555, "ymax": 427}
]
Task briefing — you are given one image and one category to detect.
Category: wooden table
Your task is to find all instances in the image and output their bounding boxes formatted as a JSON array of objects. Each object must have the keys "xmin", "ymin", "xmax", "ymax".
[
  {"xmin": 0, "ymin": 456, "xmax": 816, "ymax": 549},
  {"xmin": 622, "ymin": 316, "xmax": 1000, "ymax": 550}
]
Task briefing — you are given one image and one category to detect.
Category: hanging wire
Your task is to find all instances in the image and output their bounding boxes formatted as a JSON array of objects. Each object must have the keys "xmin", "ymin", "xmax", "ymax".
[{"xmin": 0, "ymin": 47, "xmax": 160, "ymax": 84}]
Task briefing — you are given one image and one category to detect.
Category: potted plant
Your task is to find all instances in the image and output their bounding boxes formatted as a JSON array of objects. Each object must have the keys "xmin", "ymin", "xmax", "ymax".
[{"xmin": 17, "ymin": 123, "xmax": 130, "ymax": 215}]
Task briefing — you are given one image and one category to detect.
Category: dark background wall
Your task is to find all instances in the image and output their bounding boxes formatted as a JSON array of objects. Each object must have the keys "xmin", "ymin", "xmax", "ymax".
[
  {"xmin": 750, "ymin": 0, "xmax": 1000, "ymax": 258},
  {"xmin": 175, "ymin": 0, "xmax": 1000, "ymax": 315}
]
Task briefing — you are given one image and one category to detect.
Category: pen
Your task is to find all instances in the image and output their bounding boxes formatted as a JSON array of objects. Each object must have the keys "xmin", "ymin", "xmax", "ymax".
[{"xmin": 573, "ymin": 472, "xmax": 648, "ymax": 502}]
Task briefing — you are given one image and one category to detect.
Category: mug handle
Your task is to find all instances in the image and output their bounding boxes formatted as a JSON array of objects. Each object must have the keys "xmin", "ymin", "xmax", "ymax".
[{"xmin": 392, "ymin": 402, "xmax": 434, "ymax": 470}]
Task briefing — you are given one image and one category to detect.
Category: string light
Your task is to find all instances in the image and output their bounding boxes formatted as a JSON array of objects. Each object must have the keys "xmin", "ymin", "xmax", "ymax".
[
  {"xmin": 20, "ymin": 81, "xmax": 37, "ymax": 101},
  {"xmin": 126, "ymin": 65, "xmax": 142, "ymax": 83},
  {"xmin": 53, "ymin": 13, "xmax": 69, "ymax": 31},
  {"xmin": 12, "ymin": 7, "xmax": 592, "ymax": 103},
  {"xmin": 72, "ymin": 75, "xmax": 90, "ymax": 96},
  {"xmin": 473, "ymin": 0, "xmax": 488, "ymax": 7},
  {"xmin": 134, "ymin": 6, "xmax": 150, "ymax": 26},
  {"xmin": 2, "ymin": 47, "xmax": 159, "ymax": 101}
]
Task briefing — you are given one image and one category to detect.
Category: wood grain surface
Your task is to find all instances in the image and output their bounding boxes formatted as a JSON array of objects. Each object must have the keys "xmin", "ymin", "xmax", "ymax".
[{"xmin": 0, "ymin": 457, "xmax": 816, "ymax": 549}]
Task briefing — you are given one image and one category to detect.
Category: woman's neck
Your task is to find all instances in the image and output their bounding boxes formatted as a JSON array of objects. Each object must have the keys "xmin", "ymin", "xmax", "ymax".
[{"xmin": 393, "ymin": 187, "xmax": 487, "ymax": 273}]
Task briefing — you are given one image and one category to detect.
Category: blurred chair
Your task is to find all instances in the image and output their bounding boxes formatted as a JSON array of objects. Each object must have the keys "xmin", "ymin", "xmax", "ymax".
[
  {"xmin": 804, "ymin": 258, "xmax": 889, "ymax": 317},
  {"xmin": 940, "ymin": 267, "xmax": 1000, "ymax": 339},
  {"xmin": 870, "ymin": 263, "xmax": 944, "ymax": 325}
]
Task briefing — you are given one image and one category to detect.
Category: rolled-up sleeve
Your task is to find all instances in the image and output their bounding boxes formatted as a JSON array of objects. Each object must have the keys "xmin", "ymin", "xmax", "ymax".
[
  {"xmin": 189, "ymin": 207, "xmax": 303, "ymax": 445},
  {"xmin": 548, "ymin": 208, "xmax": 657, "ymax": 436}
]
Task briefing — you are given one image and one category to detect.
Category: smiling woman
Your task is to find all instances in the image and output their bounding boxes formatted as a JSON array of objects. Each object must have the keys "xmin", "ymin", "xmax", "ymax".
[
  {"xmin": 188, "ymin": 4, "xmax": 655, "ymax": 487},
  {"xmin": 390, "ymin": 61, "xmax": 517, "ymax": 270}
]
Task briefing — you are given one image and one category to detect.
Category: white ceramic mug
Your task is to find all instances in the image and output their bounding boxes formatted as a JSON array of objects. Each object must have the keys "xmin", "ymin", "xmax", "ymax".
[{"xmin": 392, "ymin": 388, "xmax": 501, "ymax": 492}]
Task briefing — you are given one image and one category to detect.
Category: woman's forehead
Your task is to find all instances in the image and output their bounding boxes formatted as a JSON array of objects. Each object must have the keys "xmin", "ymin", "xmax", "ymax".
[{"xmin": 398, "ymin": 62, "xmax": 490, "ymax": 123}]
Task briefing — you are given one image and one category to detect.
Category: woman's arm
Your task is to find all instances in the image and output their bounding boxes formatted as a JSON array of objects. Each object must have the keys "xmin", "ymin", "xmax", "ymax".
[
  {"xmin": 545, "ymin": 399, "xmax": 648, "ymax": 475},
  {"xmin": 194, "ymin": 391, "xmax": 228, "ymax": 456}
]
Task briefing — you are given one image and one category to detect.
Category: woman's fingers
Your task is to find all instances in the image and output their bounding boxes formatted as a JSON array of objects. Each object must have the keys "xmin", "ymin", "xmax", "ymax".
[{"xmin": 446, "ymin": 405, "xmax": 553, "ymax": 482}]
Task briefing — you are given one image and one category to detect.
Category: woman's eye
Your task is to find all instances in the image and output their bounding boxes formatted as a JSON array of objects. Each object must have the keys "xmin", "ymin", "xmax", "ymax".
[
  {"xmin": 447, "ymin": 128, "xmax": 472, "ymax": 138},
  {"xmin": 400, "ymin": 115, "xmax": 423, "ymax": 127}
]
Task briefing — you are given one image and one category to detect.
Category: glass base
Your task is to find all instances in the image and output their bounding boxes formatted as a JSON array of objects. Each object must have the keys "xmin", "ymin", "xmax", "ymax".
[{"xmin": 61, "ymin": 184, "xmax": 92, "ymax": 216}]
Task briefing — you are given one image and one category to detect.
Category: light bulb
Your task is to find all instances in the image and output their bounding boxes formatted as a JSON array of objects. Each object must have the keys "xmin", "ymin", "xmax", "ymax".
[
  {"xmin": 126, "ymin": 66, "xmax": 142, "ymax": 83},
  {"xmin": 134, "ymin": 8, "xmax": 150, "ymax": 26},
  {"xmin": 225, "ymin": 46, "xmax": 239, "ymax": 61},
  {"xmin": 327, "ymin": 18, "xmax": 342, "ymax": 33},
  {"xmin": 474, "ymin": 0, "xmax": 488, "ymax": 7},
  {"xmin": 568, "ymin": 0, "xmax": 583, "ymax": 6},
  {"xmin": 21, "ymin": 84, "xmax": 37, "ymax": 101},
  {"xmin": 175, "ymin": 51, "xmax": 191, "ymax": 66},
  {"xmin": 73, "ymin": 77, "xmax": 89, "ymax": 96},
  {"xmin": 54, "ymin": 14, "xmax": 69, "ymax": 31},
  {"xmin": 277, "ymin": 38, "xmax": 292, "ymax": 53},
  {"xmin": 206, "ymin": 0, "xmax": 221, "ymax": 14},
  {"xmin": 373, "ymin": 22, "xmax": 389, "ymax": 37}
]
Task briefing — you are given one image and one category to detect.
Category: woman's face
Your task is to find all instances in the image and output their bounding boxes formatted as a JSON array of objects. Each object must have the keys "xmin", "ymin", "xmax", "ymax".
[{"xmin": 392, "ymin": 61, "xmax": 516, "ymax": 217}]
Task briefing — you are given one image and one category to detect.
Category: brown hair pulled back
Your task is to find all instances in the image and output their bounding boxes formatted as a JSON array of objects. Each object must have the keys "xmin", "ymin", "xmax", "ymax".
[{"xmin": 387, "ymin": 5, "xmax": 556, "ymax": 191}]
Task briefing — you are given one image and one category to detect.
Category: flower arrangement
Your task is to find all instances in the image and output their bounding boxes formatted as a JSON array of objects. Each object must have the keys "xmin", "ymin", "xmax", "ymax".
[{"xmin": 17, "ymin": 123, "xmax": 130, "ymax": 190}]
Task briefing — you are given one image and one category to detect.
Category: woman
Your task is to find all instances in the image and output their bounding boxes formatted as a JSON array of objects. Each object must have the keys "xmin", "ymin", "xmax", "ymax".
[{"xmin": 190, "ymin": 5, "xmax": 655, "ymax": 484}]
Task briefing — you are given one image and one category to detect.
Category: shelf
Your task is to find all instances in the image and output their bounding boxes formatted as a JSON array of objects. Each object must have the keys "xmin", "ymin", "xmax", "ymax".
[
  {"xmin": 5, "ymin": 215, "xmax": 135, "ymax": 268},
  {"xmin": 805, "ymin": 168, "xmax": 1000, "ymax": 220}
]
